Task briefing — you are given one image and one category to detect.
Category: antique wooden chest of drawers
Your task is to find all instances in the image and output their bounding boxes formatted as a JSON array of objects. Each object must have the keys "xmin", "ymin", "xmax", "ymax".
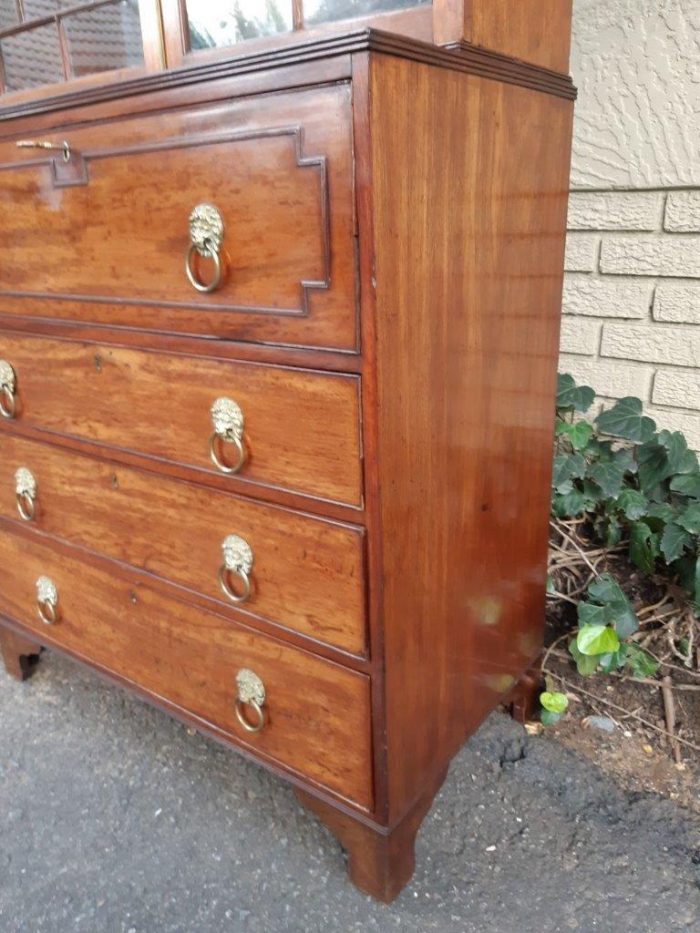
[{"xmin": 0, "ymin": 0, "xmax": 574, "ymax": 902}]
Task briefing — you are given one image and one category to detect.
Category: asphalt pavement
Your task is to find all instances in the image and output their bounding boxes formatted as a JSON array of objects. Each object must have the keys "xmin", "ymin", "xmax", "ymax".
[{"xmin": 1, "ymin": 650, "xmax": 698, "ymax": 932}]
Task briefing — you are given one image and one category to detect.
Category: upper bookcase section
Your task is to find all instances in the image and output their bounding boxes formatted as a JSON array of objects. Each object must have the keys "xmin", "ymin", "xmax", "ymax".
[
  {"xmin": 0, "ymin": 0, "xmax": 572, "ymax": 104},
  {"xmin": 186, "ymin": 0, "xmax": 431, "ymax": 50}
]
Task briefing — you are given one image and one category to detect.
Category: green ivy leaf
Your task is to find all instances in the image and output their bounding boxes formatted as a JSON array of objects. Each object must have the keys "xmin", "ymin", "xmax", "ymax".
[
  {"xmin": 577, "ymin": 623, "xmax": 620, "ymax": 656},
  {"xmin": 629, "ymin": 522, "xmax": 658, "ymax": 575},
  {"xmin": 569, "ymin": 639, "xmax": 599, "ymax": 676},
  {"xmin": 677, "ymin": 503, "xmax": 700, "ymax": 534},
  {"xmin": 637, "ymin": 441, "xmax": 672, "ymax": 492},
  {"xmin": 599, "ymin": 648, "xmax": 626, "ymax": 673},
  {"xmin": 587, "ymin": 574, "xmax": 639, "ymax": 637},
  {"xmin": 596, "ymin": 397, "xmax": 656, "ymax": 443},
  {"xmin": 588, "ymin": 461, "xmax": 626, "ymax": 499},
  {"xmin": 540, "ymin": 709, "xmax": 563, "ymax": 726},
  {"xmin": 646, "ymin": 502, "xmax": 675, "ymax": 523},
  {"xmin": 605, "ymin": 515, "xmax": 622, "ymax": 547},
  {"xmin": 616, "ymin": 489, "xmax": 648, "ymax": 521},
  {"xmin": 552, "ymin": 453, "xmax": 586, "ymax": 493},
  {"xmin": 540, "ymin": 691, "xmax": 569, "ymax": 714},
  {"xmin": 586, "ymin": 438, "xmax": 614, "ymax": 461},
  {"xmin": 660, "ymin": 521, "xmax": 692, "ymax": 563},
  {"xmin": 556, "ymin": 420, "xmax": 594, "ymax": 451},
  {"xmin": 672, "ymin": 555, "xmax": 700, "ymax": 612},
  {"xmin": 552, "ymin": 489, "xmax": 587, "ymax": 518},
  {"xmin": 657, "ymin": 430, "xmax": 699, "ymax": 475},
  {"xmin": 670, "ymin": 473, "xmax": 700, "ymax": 498},
  {"xmin": 624, "ymin": 644, "xmax": 659, "ymax": 679},
  {"xmin": 556, "ymin": 373, "xmax": 595, "ymax": 413},
  {"xmin": 577, "ymin": 601, "xmax": 609, "ymax": 627},
  {"xmin": 678, "ymin": 449, "xmax": 700, "ymax": 475},
  {"xmin": 657, "ymin": 430, "xmax": 696, "ymax": 474},
  {"xmin": 612, "ymin": 447, "xmax": 638, "ymax": 474}
]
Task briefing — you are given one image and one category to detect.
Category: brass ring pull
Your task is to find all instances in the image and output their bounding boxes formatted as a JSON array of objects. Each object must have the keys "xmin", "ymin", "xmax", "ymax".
[
  {"xmin": 17, "ymin": 492, "xmax": 35, "ymax": 521},
  {"xmin": 186, "ymin": 244, "xmax": 222, "ymax": 293},
  {"xmin": 186, "ymin": 204, "xmax": 224, "ymax": 293},
  {"xmin": 0, "ymin": 361, "xmax": 17, "ymax": 419},
  {"xmin": 219, "ymin": 535, "xmax": 253, "ymax": 605},
  {"xmin": 235, "ymin": 668, "xmax": 266, "ymax": 734},
  {"xmin": 15, "ymin": 467, "xmax": 37, "ymax": 522},
  {"xmin": 235, "ymin": 698, "xmax": 265, "ymax": 733},
  {"xmin": 209, "ymin": 397, "xmax": 246, "ymax": 475},
  {"xmin": 218, "ymin": 564, "xmax": 251, "ymax": 603},
  {"xmin": 36, "ymin": 576, "xmax": 59, "ymax": 626},
  {"xmin": 209, "ymin": 432, "xmax": 245, "ymax": 474}
]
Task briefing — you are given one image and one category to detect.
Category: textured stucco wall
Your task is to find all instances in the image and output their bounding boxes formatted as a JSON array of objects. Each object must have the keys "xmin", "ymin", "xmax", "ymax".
[{"xmin": 561, "ymin": 0, "xmax": 700, "ymax": 448}]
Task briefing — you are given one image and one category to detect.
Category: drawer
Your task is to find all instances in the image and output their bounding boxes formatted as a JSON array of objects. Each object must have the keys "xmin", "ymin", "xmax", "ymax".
[
  {"xmin": 0, "ymin": 527, "xmax": 373, "ymax": 809},
  {"xmin": 0, "ymin": 332, "xmax": 363, "ymax": 507},
  {"xmin": 0, "ymin": 435, "xmax": 366, "ymax": 655},
  {"xmin": 0, "ymin": 85, "xmax": 357, "ymax": 351}
]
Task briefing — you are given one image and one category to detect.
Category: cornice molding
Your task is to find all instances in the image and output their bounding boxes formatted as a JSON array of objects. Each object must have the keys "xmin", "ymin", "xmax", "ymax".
[{"xmin": 0, "ymin": 27, "xmax": 576, "ymax": 122}]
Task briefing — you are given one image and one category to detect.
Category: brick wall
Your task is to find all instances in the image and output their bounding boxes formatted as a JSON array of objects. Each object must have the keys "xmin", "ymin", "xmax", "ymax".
[{"xmin": 562, "ymin": 0, "xmax": 700, "ymax": 449}]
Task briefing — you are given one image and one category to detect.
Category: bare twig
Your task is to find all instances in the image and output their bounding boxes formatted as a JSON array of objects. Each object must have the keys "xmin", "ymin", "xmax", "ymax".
[
  {"xmin": 546, "ymin": 590, "xmax": 580, "ymax": 607},
  {"xmin": 638, "ymin": 595, "xmax": 675, "ymax": 618},
  {"xmin": 550, "ymin": 519, "xmax": 598, "ymax": 576},
  {"xmin": 661, "ymin": 676, "xmax": 682, "ymax": 764},
  {"xmin": 542, "ymin": 631, "xmax": 575, "ymax": 675}
]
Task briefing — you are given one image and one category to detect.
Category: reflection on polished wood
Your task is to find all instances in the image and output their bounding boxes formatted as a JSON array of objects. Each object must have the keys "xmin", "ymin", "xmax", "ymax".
[{"xmin": 0, "ymin": 0, "xmax": 574, "ymax": 903}]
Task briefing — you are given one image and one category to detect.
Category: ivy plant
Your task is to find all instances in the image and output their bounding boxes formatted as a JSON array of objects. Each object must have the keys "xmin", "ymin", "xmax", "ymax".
[{"xmin": 541, "ymin": 374, "xmax": 700, "ymax": 723}]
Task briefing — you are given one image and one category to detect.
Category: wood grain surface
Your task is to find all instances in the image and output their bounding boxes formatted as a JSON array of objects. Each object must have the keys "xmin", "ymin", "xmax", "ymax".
[
  {"xmin": 0, "ymin": 331, "xmax": 363, "ymax": 506},
  {"xmin": 366, "ymin": 53, "xmax": 573, "ymax": 820},
  {"xmin": 434, "ymin": 0, "xmax": 573, "ymax": 72},
  {"xmin": 0, "ymin": 84, "xmax": 357, "ymax": 351},
  {"xmin": 0, "ymin": 433, "xmax": 367, "ymax": 654},
  {"xmin": 0, "ymin": 525, "xmax": 373, "ymax": 808}
]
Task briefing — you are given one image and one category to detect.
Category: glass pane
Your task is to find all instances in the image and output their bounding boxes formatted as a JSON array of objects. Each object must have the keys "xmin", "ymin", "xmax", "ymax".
[
  {"xmin": 23, "ymin": 0, "xmax": 97, "ymax": 15},
  {"xmin": 63, "ymin": 0, "xmax": 143, "ymax": 78},
  {"xmin": 0, "ymin": 0, "xmax": 19, "ymax": 32},
  {"xmin": 21, "ymin": 0, "xmax": 61, "ymax": 18},
  {"xmin": 1, "ymin": 23, "xmax": 63, "ymax": 91},
  {"xmin": 305, "ymin": 0, "xmax": 429, "ymax": 26},
  {"xmin": 186, "ymin": 0, "xmax": 293, "ymax": 50}
]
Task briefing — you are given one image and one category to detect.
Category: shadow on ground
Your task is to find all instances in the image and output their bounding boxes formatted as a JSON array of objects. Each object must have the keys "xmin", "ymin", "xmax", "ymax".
[{"xmin": 1, "ymin": 651, "xmax": 698, "ymax": 932}]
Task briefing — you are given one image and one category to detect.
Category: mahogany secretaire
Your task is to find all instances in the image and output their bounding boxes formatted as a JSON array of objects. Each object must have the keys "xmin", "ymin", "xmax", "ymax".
[{"xmin": 0, "ymin": 0, "xmax": 574, "ymax": 902}]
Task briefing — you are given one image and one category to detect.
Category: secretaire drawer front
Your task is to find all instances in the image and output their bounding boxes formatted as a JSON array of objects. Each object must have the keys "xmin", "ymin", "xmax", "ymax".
[
  {"xmin": 0, "ymin": 333, "xmax": 362, "ymax": 507},
  {"xmin": 0, "ymin": 528, "xmax": 373, "ymax": 809},
  {"xmin": 0, "ymin": 85, "xmax": 356, "ymax": 351},
  {"xmin": 0, "ymin": 435, "xmax": 367, "ymax": 655}
]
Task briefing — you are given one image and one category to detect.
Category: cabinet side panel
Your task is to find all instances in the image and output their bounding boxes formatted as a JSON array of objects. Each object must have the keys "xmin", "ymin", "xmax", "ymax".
[{"xmin": 369, "ymin": 55, "xmax": 573, "ymax": 819}]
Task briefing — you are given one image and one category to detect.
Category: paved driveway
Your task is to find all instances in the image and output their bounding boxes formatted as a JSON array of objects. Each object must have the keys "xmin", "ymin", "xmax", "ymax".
[{"xmin": 0, "ymin": 652, "xmax": 698, "ymax": 932}]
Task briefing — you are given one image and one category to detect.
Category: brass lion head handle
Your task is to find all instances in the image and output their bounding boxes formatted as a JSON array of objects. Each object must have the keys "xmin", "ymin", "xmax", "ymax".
[
  {"xmin": 209, "ymin": 397, "xmax": 246, "ymax": 474},
  {"xmin": 185, "ymin": 203, "xmax": 224, "ymax": 293},
  {"xmin": 36, "ymin": 575, "xmax": 59, "ymax": 625},
  {"xmin": 218, "ymin": 534, "xmax": 253, "ymax": 604},
  {"xmin": 15, "ymin": 467, "xmax": 37, "ymax": 522},
  {"xmin": 0, "ymin": 360, "xmax": 17, "ymax": 419},
  {"xmin": 235, "ymin": 668, "xmax": 266, "ymax": 733}
]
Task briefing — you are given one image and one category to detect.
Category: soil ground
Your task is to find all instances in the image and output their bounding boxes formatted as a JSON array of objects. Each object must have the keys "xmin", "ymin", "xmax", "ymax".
[{"xmin": 544, "ymin": 560, "xmax": 700, "ymax": 816}]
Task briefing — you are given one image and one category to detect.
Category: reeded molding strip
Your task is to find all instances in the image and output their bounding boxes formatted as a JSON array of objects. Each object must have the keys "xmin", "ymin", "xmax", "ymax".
[{"xmin": 0, "ymin": 28, "xmax": 575, "ymax": 124}]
